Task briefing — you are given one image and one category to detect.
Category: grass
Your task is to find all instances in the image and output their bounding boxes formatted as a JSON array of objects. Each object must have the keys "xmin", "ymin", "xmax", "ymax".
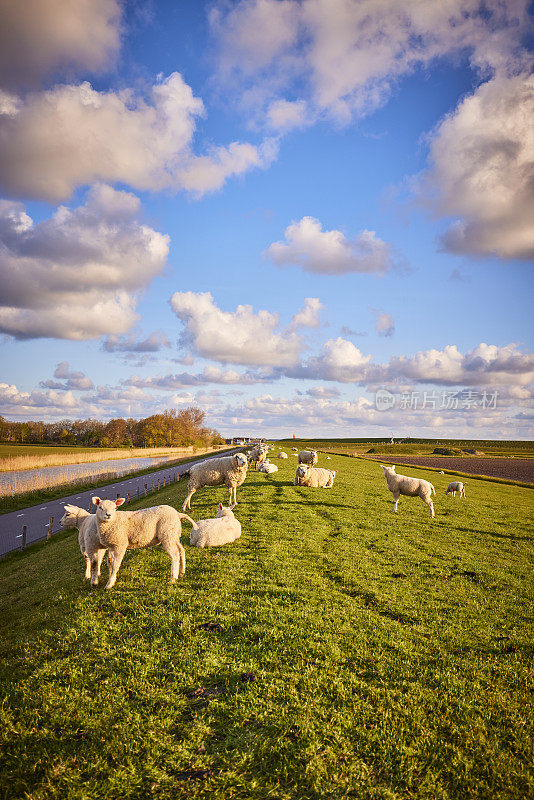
[
  {"xmin": 0, "ymin": 455, "xmax": 533, "ymax": 799},
  {"xmin": 276, "ymin": 439, "xmax": 534, "ymax": 458},
  {"xmin": 0, "ymin": 445, "xmax": 205, "ymax": 473}
]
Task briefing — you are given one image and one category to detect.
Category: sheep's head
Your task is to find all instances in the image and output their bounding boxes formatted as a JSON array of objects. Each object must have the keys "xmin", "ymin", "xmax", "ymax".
[
  {"xmin": 60, "ymin": 504, "xmax": 85, "ymax": 528},
  {"xmin": 296, "ymin": 464, "xmax": 309, "ymax": 478},
  {"xmin": 92, "ymin": 496, "xmax": 125, "ymax": 522},
  {"xmin": 380, "ymin": 464, "xmax": 395, "ymax": 473},
  {"xmin": 216, "ymin": 502, "xmax": 236, "ymax": 517},
  {"xmin": 235, "ymin": 453, "xmax": 248, "ymax": 468}
]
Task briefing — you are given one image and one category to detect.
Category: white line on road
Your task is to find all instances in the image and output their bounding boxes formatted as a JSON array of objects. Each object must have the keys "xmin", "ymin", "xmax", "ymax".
[
  {"xmin": 17, "ymin": 513, "xmax": 24, "ymax": 517},
  {"xmin": 40, "ymin": 507, "xmax": 47, "ymax": 510}
]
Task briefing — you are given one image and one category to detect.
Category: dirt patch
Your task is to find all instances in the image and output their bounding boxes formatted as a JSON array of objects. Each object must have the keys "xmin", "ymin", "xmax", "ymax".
[{"xmin": 366, "ymin": 455, "xmax": 534, "ymax": 483}]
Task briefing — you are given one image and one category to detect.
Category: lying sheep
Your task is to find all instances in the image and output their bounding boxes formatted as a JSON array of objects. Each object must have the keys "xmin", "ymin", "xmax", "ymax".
[
  {"xmin": 256, "ymin": 459, "xmax": 278, "ymax": 473},
  {"xmin": 277, "ymin": 452, "xmax": 288, "ymax": 459},
  {"xmin": 380, "ymin": 464, "xmax": 435, "ymax": 518},
  {"xmin": 298, "ymin": 449, "xmax": 318, "ymax": 466},
  {"xmin": 294, "ymin": 464, "xmax": 337, "ymax": 487},
  {"xmin": 182, "ymin": 452, "xmax": 248, "ymax": 510},
  {"xmin": 189, "ymin": 503, "xmax": 241, "ymax": 548},
  {"xmin": 60, "ymin": 504, "xmax": 107, "ymax": 584},
  {"xmin": 446, "ymin": 481, "xmax": 466, "ymax": 498},
  {"xmin": 92, "ymin": 497, "xmax": 197, "ymax": 589}
]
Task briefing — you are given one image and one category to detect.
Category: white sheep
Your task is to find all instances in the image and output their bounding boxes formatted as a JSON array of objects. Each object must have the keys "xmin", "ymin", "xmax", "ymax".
[
  {"xmin": 248, "ymin": 444, "xmax": 268, "ymax": 463},
  {"xmin": 298, "ymin": 449, "xmax": 318, "ymax": 466},
  {"xmin": 294, "ymin": 464, "xmax": 337, "ymax": 487},
  {"xmin": 92, "ymin": 497, "xmax": 197, "ymax": 589},
  {"xmin": 256, "ymin": 459, "xmax": 278, "ymax": 473},
  {"xmin": 380, "ymin": 464, "xmax": 435, "ymax": 518},
  {"xmin": 182, "ymin": 452, "xmax": 248, "ymax": 510},
  {"xmin": 189, "ymin": 503, "xmax": 241, "ymax": 548},
  {"xmin": 446, "ymin": 481, "xmax": 466, "ymax": 498},
  {"xmin": 277, "ymin": 452, "xmax": 288, "ymax": 459},
  {"xmin": 60, "ymin": 504, "xmax": 107, "ymax": 584}
]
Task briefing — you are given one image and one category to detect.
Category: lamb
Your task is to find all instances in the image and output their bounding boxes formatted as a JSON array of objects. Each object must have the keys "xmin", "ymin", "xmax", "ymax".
[
  {"xmin": 277, "ymin": 452, "xmax": 288, "ymax": 459},
  {"xmin": 298, "ymin": 449, "xmax": 318, "ymax": 466},
  {"xmin": 92, "ymin": 497, "xmax": 197, "ymax": 589},
  {"xmin": 60, "ymin": 504, "xmax": 107, "ymax": 584},
  {"xmin": 446, "ymin": 481, "xmax": 466, "ymax": 498},
  {"xmin": 248, "ymin": 444, "xmax": 268, "ymax": 464},
  {"xmin": 189, "ymin": 503, "xmax": 241, "ymax": 548},
  {"xmin": 294, "ymin": 464, "xmax": 337, "ymax": 487},
  {"xmin": 256, "ymin": 459, "xmax": 278, "ymax": 473},
  {"xmin": 379, "ymin": 464, "xmax": 435, "ymax": 518},
  {"xmin": 182, "ymin": 452, "xmax": 248, "ymax": 510}
]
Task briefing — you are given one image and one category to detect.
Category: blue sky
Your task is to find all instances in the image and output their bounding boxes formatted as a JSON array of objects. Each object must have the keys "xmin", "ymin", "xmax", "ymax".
[{"xmin": 0, "ymin": 0, "xmax": 532, "ymax": 439}]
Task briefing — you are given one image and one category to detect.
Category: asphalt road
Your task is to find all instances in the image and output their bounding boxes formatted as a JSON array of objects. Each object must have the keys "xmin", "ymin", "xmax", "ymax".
[{"xmin": 0, "ymin": 449, "xmax": 241, "ymax": 558}]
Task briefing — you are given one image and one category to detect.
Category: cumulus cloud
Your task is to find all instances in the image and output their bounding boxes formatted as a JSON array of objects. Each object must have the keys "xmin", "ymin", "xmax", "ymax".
[
  {"xmin": 103, "ymin": 332, "xmax": 170, "ymax": 353},
  {"xmin": 169, "ymin": 291, "xmax": 304, "ymax": 367},
  {"xmin": 211, "ymin": 0, "xmax": 531, "ymax": 124},
  {"xmin": 306, "ymin": 386, "xmax": 340, "ymax": 399},
  {"xmin": 40, "ymin": 362, "xmax": 94, "ymax": 391},
  {"xmin": 0, "ymin": 0, "xmax": 122, "ymax": 91},
  {"xmin": 372, "ymin": 309, "xmax": 395, "ymax": 337},
  {"xmin": 423, "ymin": 73, "xmax": 534, "ymax": 260},
  {"xmin": 0, "ymin": 73, "xmax": 278, "ymax": 202},
  {"xmin": 0, "ymin": 184, "xmax": 169, "ymax": 340},
  {"xmin": 266, "ymin": 217, "xmax": 394, "ymax": 275},
  {"xmin": 266, "ymin": 98, "xmax": 311, "ymax": 131},
  {"xmin": 123, "ymin": 366, "xmax": 272, "ymax": 390},
  {"xmin": 289, "ymin": 297, "xmax": 324, "ymax": 329}
]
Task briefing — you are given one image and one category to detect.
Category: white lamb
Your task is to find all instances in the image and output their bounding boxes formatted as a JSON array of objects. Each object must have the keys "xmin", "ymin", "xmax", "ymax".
[
  {"xmin": 60, "ymin": 504, "xmax": 107, "ymax": 585},
  {"xmin": 380, "ymin": 465, "xmax": 436, "ymax": 518},
  {"xmin": 182, "ymin": 452, "xmax": 248, "ymax": 510},
  {"xmin": 277, "ymin": 452, "xmax": 288, "ymax": 459},
  {"xmin": 446, "ymin": 481, "xmax": 466, "ymax": 498},
  {"xmin": 298, "ymin": 449, "xmax": 318, "ymax": 466},
  {"xmin": 256, "ymin": 459, "xmax": 278, "ymax": 473},
  {"xmin": 189, "ymin": 503, "xmax": 242, "ymax": 548},
  {"xmin": 294, "ymin": 464, "xmax": 337, "ymax": 487},
  {"xmin": 248, "ymin": 444, "xmax": 268, "ymax": 464},
  {"xmin": 92, "ymin": 497, "xmax": 198, "ymax": 589}
]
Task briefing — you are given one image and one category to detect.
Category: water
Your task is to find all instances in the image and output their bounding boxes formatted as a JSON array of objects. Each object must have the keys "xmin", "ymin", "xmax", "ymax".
[{"xmin": 0, "ymin": 455, "xmax": 178, "ymax": 496}]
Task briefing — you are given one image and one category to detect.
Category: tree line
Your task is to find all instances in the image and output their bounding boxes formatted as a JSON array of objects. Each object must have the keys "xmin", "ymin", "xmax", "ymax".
[{"xmin": 0, "ymin": 408, "xmax": 223, "ymax": 449}]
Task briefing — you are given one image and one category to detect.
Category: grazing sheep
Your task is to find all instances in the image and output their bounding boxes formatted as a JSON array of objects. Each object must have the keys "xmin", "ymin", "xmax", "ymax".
[
  {"xmin": 380, "ymin": 464, "xmax": 435, "ymax": 518},
  {"xmin": 92, "ymin": 497, "xmax": 197, "ymax": 589},
  {"xmin": 248, "ymin": 444, "xmax": 268, "ymax": 464},
  {"xmin": 446, "ymin": 481, "xmax": 466, "ymax": 498},
  {"xmin": 256, "ymin": 459, "xmax": 278, "ymax": 473},
  {"xmin": 60, "ymin": 504, "xmax": 107, "ymax": 584},
  {"xmin": 298, "ymin": 449, "xmax": 318, "ymax": 466},
  {"xmin": 189, "ymin": 503, "xmax": 241, "ymax": 548},
  {"xmin": 277, "ymin": 452, "xmax": 288, "ymax": 459},
  {"xmin": 326, "ymin": 456, "xmax": 331, "ymax": 460},
  {"xmin": 182, "ymin": 452, "xmax": 248, "ymax": 510},
  {"xmin": 294, "ymin": 464, "xmax": 337, "ymax": 487},
  {"xmin": 439, "ymin": 470, "xmax": 445, "ymax": 474}
]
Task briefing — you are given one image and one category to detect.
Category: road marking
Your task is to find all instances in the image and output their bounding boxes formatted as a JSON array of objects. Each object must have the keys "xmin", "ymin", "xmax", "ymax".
[
  {"xmin": 15, "ymin": 534, "xmax": 22, "ymax": 538},
  {"xmin": 40, "ymin": 507, "xmax": 47, "ymax": 510},
  {"xmin": 17, "ymin": 513, "xmax": 24, "ymax": 517}
]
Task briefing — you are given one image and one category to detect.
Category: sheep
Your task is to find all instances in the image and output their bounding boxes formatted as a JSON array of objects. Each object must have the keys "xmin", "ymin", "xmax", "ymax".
[
  {"xmin": 277, "ymin": 451, "xmax": 288, "ymax": 459},
  {"xmin": 379, "ymin": 464, "xmax": 435, "ymax": 518},
  {"xmin": 446, "ymin": 481, "xmax": 466, "ymax": 498},
  {"xmin": 92, "ymin": 497, "xmax": 197, "ymax": 589},
  {"xmin": 298, "ymin": 449, "xmax": 318, "ymax": 466},
  {"xmin": 439, "ymin": 470, "xmax": 445, "ymax": 474},
  {"xmin": 182, "ymin": 452, "xmax": 248, "ymax": 510},
  {"xmin": 248, "ymin": 444, "xmax": 268, "ymax": 463},
  {"xmin": 60, "ymin": 504, "xmax": 107, "ymax": 584},
  {"xmin": 294, "ymin": 464, "xmax": 337, "ymax": 487},
  {"xmin": 256, "ymin": 459, "xmax": 278, "ymax": 474},
  {"xmin": 326, "ymin": 456, "xmax": 331, "ymax": 460},
  {"xmin": 189, "ymin": 503, "xmax": 241, "ymax": 548}
]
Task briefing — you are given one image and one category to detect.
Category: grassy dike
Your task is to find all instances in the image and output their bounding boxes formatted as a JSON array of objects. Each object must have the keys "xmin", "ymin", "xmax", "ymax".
[{"xmin": 0, "ymin": 454, "xmax": 532, "ymax": 799}]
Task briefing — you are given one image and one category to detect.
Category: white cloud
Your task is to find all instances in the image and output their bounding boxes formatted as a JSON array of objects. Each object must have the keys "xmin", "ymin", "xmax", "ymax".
[
  {"xmin": 423, "ymin": 73, "xmax": 534, "ymax": 260},
  {"xmin": 266, "ymin": 216, "xmax": 394, "ymax": 275},
  {"xmin": 0, "ymin": 184, "xmax": 169, "ymax": 340},
  {"xmin": 211, "ymin": 0, "xmax": 531, "ymax": 124},
  {"xmin": 169, "ymin": 291, "xmax": 304, "ymax": 367},
  {"xmin": 40, "ymin": 361, "xmax": 94, "ymax": 391},
  {"xmin": 0, "ymin": 0, "xmax": 122, "ymax": 91},
  {"xmin": 0, "ymin": 73, "xmax": 278, "ymax": 202},
  {"xmin": 266, "ymin": 98, "xmax": 311, "ymax": 131},
  {"xmin": 289, "ymin": 297, "xmax": 324, "ymax": 329},
  {"xmin": 373, "ymin": 309, "xmax": 395, "ymax": 337},
  {"xmin": 123, "ymin": 366, "xmax": 272, "ymax": 390},
  {"xmin": 103, "ymin": 332, "xmax": 170, "ymax": 353}
]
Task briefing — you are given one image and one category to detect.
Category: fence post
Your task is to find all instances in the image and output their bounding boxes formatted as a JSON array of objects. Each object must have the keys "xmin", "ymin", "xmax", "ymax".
[
  {"xmin": 163, "ymin": 476, "xmax": 166, "ymax": 488},
  {"xmin": 116, "ymin": 493, "xmax": 120, "ymax": 500},
  {"xmin": 22, "ymin": 525, "xmax": 27, "ymax": 550},
  {"xmin": 47, "ymin": 516, "xmax": 53, "ymax": 540},
  {"xmin": 144, "ymin": 484, "xmax": 147, "ymax": 496},
  {"xmin": 127, "ymin": 491, "xmax": 130, "ymax": 502},
  {"xmin": 151, "ymin": 481, "xmax": 155, "ymax": 492},
  {"xmin": 88, "ymin": 500, "xmax": 92, "ymax": 511},
  {"xmin": 157, "ymin": 478, "xmax": 161, "ymax": 490}
]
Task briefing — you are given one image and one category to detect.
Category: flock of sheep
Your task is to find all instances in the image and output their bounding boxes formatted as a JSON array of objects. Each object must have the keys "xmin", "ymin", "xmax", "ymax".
[{"xmin": 60, "ymin": 444, "xmax": 466, "ymax": 590}]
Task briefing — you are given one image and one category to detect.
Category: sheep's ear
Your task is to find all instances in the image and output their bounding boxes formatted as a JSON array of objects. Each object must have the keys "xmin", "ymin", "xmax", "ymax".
[
  {"xmin": 92, "ymin": 497, "xmax": 101, "ymax": 505},
  {"xmin": 64, "ymin": 504, "xmax": 78, "ymax": 513},
  {"xmin": 218, "ymin": 503, "xmax": 223, "ymax": 509},
  {"xmin": 115, "ymin": 497, "xmax": 126, "ymax": 507}
]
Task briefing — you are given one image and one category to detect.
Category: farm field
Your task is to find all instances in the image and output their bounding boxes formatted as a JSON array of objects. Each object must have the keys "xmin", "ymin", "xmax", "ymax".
[
  {"xmin": 367, "ymin": 456, "xmax": 534, "ymax": 484},
  {"xmin": 278, "ymin": 439, "xmax": 534, "ymax": 459},
  {"xmin": 0, "ymin": 454, "xmax": 532, "ymax": 799}
]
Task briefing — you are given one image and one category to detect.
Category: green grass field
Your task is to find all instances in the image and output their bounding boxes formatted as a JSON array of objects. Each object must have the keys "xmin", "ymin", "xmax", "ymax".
[
  {"xmin": 276, "ymin": 439, "xmax": 534, "ymax": 458},
  {"xmin": 0, "ymin": 454, "xmax": 532, "ymax": 799}
]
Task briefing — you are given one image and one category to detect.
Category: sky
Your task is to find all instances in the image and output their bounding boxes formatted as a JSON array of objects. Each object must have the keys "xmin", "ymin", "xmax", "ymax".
[{"xmin": 0, "ymin": 0, "xmax": 533, "ymax": 440}]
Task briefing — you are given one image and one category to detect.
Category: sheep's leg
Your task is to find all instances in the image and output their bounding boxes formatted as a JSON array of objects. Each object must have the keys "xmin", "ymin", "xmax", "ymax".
[
  {"xmin": 84, "ymin": 556, "xmax": 91, "ymax": 581},
  {"xmin": 104, "ymin": 544, "xmax": 127, "ymax": 590},
  {"xmin": 392, "ymin": 492, "xmax": 400, "ymax": 513},
  {"xmin": 424, "ymin": 498, "xmax": 435, "ymax": 518},
  {"xmin": 177, "ymin": 541, "xmax": 186, "ymax": 578},
  {"xmin": 182, "ymin": 488, "xmax": 195, "ymax": 511},
  {"xmin": 162, "ymin": 539, "xmax": 186, "ymax": 582},
  {"xmin": 95, "ymin": 547, "xmax": 106, "ymax": 578}
]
